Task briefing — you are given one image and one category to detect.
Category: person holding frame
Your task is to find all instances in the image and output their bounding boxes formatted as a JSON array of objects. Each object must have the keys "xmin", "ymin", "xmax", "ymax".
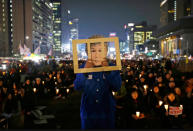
[{"xmin": 73, "ymin": 35, "xmax": 121, "ymax": 129}]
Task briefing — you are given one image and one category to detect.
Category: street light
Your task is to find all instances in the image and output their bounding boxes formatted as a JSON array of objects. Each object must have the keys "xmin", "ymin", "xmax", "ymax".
[{"xmin": 26, "ymin": 36, "xmax": 29, "ymax": 40}]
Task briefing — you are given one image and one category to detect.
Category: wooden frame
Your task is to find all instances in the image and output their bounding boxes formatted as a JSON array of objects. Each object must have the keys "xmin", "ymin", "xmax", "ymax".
[{"xmin": 72, "ymin": 37, "xmax": 122, "ymax": 73}]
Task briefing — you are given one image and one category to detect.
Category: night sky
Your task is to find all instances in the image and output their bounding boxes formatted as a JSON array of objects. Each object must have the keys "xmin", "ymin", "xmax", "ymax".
[{"xmin": 63, "ymin": 0, "xmax": 161, "ymax": 40}]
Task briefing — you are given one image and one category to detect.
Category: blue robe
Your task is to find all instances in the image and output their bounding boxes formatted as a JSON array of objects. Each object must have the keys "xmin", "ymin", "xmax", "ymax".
[{"xmin": 74, "ymin": 63, "xmax": 121, "ymax": 129}]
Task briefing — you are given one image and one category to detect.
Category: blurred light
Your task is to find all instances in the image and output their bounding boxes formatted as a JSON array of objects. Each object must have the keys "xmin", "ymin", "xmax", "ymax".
[
  {"xmin": 109, "ymin": 47, "xmax": 115, "ymax": 52},
  {"xmin": 26, "ymin": 36, "xmax": 29, "ymax": 40},
  {"xmin": 69, "ymin": 21, "xmax": 72, "ymax": 25},
  {"xmin": 124, "ymin": 25, "xmax": 127, "ymax": 29},
  {"xmin": 68, "ymin": 10, "xmax": 70, "ymax": 14},
  {"xmin": 2, "ymin": 64, "xmax": 6, "ymax": 70},
  {"xmin": 131, "ymin": 28, "xmax": 134, "ymax": 31},
  {"xmin": 128, "ymin": 23, "xmax": 134, "ymax": 27},
  {"xmin": 180, "ymin": 37, "xmax": 183, "ymax": 40}
]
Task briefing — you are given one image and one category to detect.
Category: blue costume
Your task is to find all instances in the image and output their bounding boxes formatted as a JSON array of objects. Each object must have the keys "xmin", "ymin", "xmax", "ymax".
[{"xmin": 74, "ymin": 63, "xmax": 121, "ymax": 129}]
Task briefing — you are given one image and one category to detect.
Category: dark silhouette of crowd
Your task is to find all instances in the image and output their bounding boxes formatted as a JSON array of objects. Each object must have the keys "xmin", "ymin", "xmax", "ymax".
[{"xmin": 0, "ymin": 58, "xmax": 192, "ymax": 129}]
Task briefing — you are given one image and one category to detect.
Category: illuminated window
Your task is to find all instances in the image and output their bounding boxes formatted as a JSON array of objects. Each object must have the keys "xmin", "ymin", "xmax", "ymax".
[
  {"xmin": 10, "ymin": 18, "xmax": 12, "ymax": 21},
  {"xmin": 3, "ymin": 13, "xmax": 5, "ymax": 16},
  {"xmin": 3, "ymin": 24, "xmax": 5, "ymax": 27},
  {"xmin": 2, "ymin": 4, "xmax": 4, "ymax": 7},
  {"xmin": 10, "ymin": 4, "xmax": 12, "ymax": 8},
  {"xmin": 10, "ymin": 9, "xmax": 12, "ymax": 12},
  {"xmin": 3, "ymin": 29, "xmax": 5, "ymax": 32},
  {"xmin": 3, "ymin": 9, "xmax": 4, "ymax": 12},
  {"xmin": 3, "ymin": 18, "xmax": 5, "ymax": 21}
]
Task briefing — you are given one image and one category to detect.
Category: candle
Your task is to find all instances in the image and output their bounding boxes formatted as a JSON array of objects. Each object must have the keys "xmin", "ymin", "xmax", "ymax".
[
  {"xmin": 159, "ymin": 100, "xmax": 163, "ymax": 106},
  {"xmin": 112, "ymin": 91, "xmax": 115, "ymax": 96},
  {"xmin": 33, "ymin": 88, "xmax": 37, "ymax": 93},
  {"xmin": 56, "ymin": 89, "xmax": 59, "ymax": 94},
  {"xmin": 144, "ymin": 85, "xmax": 148, "ymax": 91},
  {"xmin": 164, "ymin": 104, "xmax": 168, "ymax": 111},
  {"xmin": 66, "ymin": 89, "xmax": 70, "ymax": 94},
  {"xmin": 136, "ymin": 111, "xmax": 140, "ymax": 118},
  {"xmin": 42, "ymin": 81, "xmax": 45, "ymax": 84},
  {"xmin": 139, "ymin": 74, "xmax": 142, "ymax": 78}
]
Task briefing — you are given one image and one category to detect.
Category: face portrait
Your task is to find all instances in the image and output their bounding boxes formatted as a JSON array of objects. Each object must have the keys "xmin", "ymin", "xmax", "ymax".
[
  {"xmin": 168, "ymin": 93, "xmax": 175, "ymax": 102},
  {"xmin": 131, "ymin": 91, "xmax": 138, "ymax": 100},
  {"xmin": 90, "ymin": 43, "xmax": 108, "ymax": 66}
]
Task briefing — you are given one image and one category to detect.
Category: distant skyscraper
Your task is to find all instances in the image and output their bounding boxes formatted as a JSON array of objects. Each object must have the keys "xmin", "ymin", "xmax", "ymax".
[
  {"xmin": 125, "ymin": 21, "xmax": 157, "ymax": 52},
  {"xmin": 160, "ymin": 0, "xmax": 192, "ymax": 27},
  {"xmin": 52, "ymin": 0, "xmax": 62, "ymax": 56},
  {"xmin": 0, "ymin": 0, "xmax": 53, "ymax": 56}
]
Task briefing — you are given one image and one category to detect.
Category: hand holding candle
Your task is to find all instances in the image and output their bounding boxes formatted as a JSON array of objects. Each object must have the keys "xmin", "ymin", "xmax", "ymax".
[
  {"xmin": 164, "ymin": 104, "xmax": 168, "ymax": 111},
  {"xmin": 159, "ymin": 100, "xmax": 163, "ymax": 106},
  {"xmin": 136, "ymin": 111, "xmax": 140, "ymax": 118},
  {"xmin": 66, "ymin": 89, "xmax": 70, "ymax": 94},
  {"xmin": 56, "ymin": 89, "xmax": 59, "ymax": 94},
  {"xmin": 33, "ymin": 88, "xmax": 37, "ymax": 93}
]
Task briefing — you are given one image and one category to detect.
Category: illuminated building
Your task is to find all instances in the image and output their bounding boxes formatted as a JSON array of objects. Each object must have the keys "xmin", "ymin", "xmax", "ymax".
[
  {"xmin": 0, "ymin": 0, "xmax": 13, "ymax": 56},
  {"xmin": 52, "ymin": 0, "xmax": 62, "ymax": 56},
  {"xmin": 154, "ymin": 0, "xmax": 193, "ymax": 58},
  {"xmin": 125, "ymin": 21, "xmax": 157, "ymax": 52},
  {"xmin": 0, "ymin": 0, "xmax": 53, "ymax": 56},
  {"xmin": 61, "ymin": 8, "xmax": 79, "ymax": 53},
  {"xmin": 160, "ymin": 0, "xmax": 192, "ymax": 27}
]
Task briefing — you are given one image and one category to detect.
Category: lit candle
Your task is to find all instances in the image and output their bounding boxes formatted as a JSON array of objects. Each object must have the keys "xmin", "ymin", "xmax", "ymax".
[
  {"xmin": 136, "ymin": 111, "xmax": 140, "ymax": 118},
  {"xmin": 66, "ymin": 89, "xmax": 70, "ymax": 94},
  {"xmin": 112, "ymin": 91, "xmax": 115, "ymax": 96},
  {"xmin": 56, "ymin": 89, "xmax": 59, "ymax": 94},
  {"xmin": 164, "ymin": 104, "xmax": 168, "ymax": 111},
  {"xmin": 139, "ymin": 74, "xmax": 142, "ymax": 78},
  {"xmin": 159, "ymin": 100, "xmax": 163, "ymax": 106},
  {"xmin": 144, "ymin": 85, "xmax": 148, "ymax": 91},
  {"xmin": 42, "ymin": 81, "xmax": 45, "ymax": 84},
  {"xmin": 33, "ymin": 88, "xmax": 37, "ymax": 93}
]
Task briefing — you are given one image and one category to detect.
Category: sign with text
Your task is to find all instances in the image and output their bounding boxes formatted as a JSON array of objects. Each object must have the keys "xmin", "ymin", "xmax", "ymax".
[{"xmin": 169, "ymin": 106, "xmax": 183, "ymax": 116}]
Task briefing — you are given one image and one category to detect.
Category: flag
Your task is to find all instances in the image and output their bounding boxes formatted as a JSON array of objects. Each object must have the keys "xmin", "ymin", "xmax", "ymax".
[
  {"xmin": 19, "ymin": 43, "xmax": 24, "ymax": 55},
  {"xmin": 34, "ymin": 45, "xmax": 41, "ymax": 54},
  {"xmin": 24, "ymin": 44, "xmax": 31, "ymax": 55},
  {"xmin": 48, "ymin": 48, "xmax": 52, "ymax": 56}
]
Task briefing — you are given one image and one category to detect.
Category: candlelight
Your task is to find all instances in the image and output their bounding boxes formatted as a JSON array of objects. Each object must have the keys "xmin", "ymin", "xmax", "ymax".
[
  {"xmin": 42, "ymin": 81, "xmax": 45, "ymax": 84},
  {"xmin": 139, "ymin": 74, "xmax": 142, "ymax": 78},
  {"xmin": 19, "ymin": 70, "xmax": 22, "ymax": 73},
  {"xmin": 159, "ymin": 100, "xmax": 163, "ymax": 106},
  {"xmin": 164, "ymin": 104, "xmax": 168, "ymax": 111},
  {"xmin": 126, "ymin": 80, "xmax": 128, "ymax": 83},
  {"xmin": 112, "ymin": 91, "xmax": 115, "ymax": 96},
  {"xmin": 56, "ymin": 89, "xmax": 59, "ymax": 94},
  {"xmin": 136, "ymin": 111, "xmax": 140, "ymax": 118},
  {"xmin": 33, "ymin": 88, "xmax": 37, "ymax": 93},
  {"xmin": 144, "ymin": 85, "xmax": 148, "ymax": 91},
  {"xmin": 66, "ymin": 89, "xmax": 70, "ymax": 93},
  {"xmin": 54, "ymin": 77, "xmax": 56, "ymax": 80},
  {"xmin": 55, "ymin": 82, "xmax": 57, "ymax": 85}
]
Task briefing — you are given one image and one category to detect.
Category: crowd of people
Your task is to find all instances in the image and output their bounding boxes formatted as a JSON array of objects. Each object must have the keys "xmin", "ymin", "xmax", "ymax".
[{"xmin": 0, "ymin": 58, "xmax": 192, "ymax": 129}]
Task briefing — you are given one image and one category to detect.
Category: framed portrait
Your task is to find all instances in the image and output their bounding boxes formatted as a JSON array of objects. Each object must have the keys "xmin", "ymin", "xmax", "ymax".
[{"xmin": 72, "ymin": 37, "xmax": 122, "ymax": 73}]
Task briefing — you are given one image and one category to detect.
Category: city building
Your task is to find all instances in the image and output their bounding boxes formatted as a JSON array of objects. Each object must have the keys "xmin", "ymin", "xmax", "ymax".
[
  {"xmin": 154, "ymin": 0, "xmax": 193, "ymax": 58},
  {"xmin": 0, "ymin": 0, "xmax": 53, "ymax": 56},
  {"xmin": 61, "ymin": 8, "xmax": 79, "ymax": 54},
  {"xmin": 0, "ymin": 0, "xmax": 13, "ymax": 56},
  {"xmin": 52, "ymin": 0, "xmax": 62, "ymax": 56},
  {"xmin": 160, "ymin": 0, "xmax": 192, "ymax": 27},
  {"xmin": 125, "ymin": 21, "xmax": 157, "ymax": 53}
]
